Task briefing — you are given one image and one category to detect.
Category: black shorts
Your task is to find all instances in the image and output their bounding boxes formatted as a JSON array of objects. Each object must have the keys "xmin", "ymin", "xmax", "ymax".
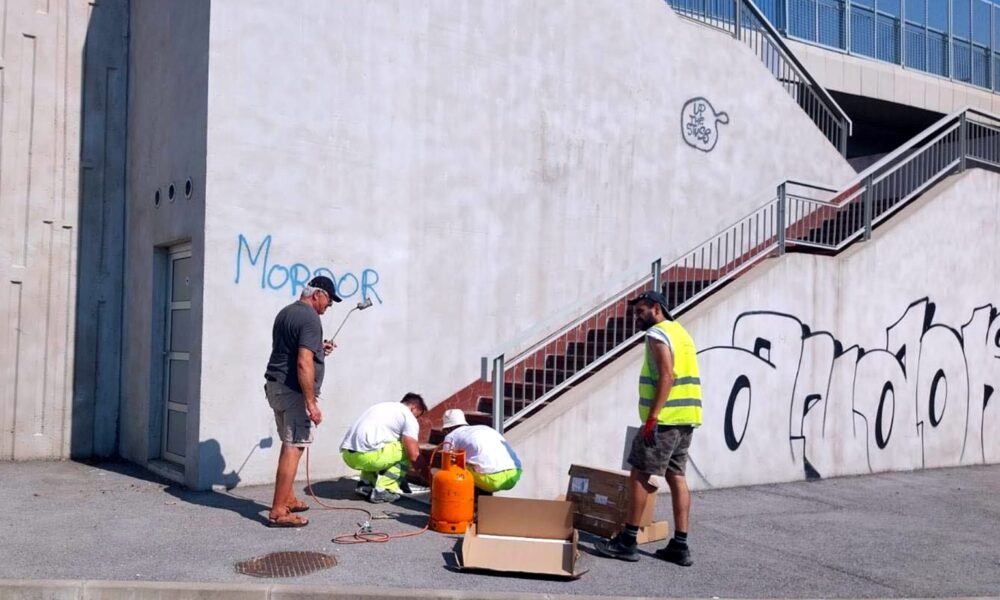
[{"xmin": 628, "ymin": 425, "xmax": 694, "ymax": 476}]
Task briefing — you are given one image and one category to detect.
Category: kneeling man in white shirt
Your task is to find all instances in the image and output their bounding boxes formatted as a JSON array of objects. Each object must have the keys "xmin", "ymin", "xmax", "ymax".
[{"xmin": 441, "ymin": 409, "xmax": 522, "ymax": 493}]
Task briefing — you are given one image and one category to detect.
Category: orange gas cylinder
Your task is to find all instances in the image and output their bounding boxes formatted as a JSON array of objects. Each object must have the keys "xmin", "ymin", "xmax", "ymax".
[{"xmin": 429, "ymin": 447, "xmax": 475, "ymax": 533}]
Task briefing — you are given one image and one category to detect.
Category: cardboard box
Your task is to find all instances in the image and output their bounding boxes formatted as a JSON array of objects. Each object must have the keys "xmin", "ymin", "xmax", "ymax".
[
  {"xmin": 571, "ymin": 513, "xmax": 669, "ymax": 543},
  {"xmin": 566, "ymin": 465, "xmax": 657, "ymax": 537},
  {"xmin": 459, "ymin": 496, "xmax": 586, "ymax": 579},
  {"xmin": 636, "ymin": 520, "xmax": 670, "ymax": 544}
]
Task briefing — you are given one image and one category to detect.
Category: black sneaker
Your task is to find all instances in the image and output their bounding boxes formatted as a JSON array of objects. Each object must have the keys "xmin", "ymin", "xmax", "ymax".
[
  {"xmin": 655, "ymin": 539, "xmax": 693, "ymax": 566},
  {"xmin": 354, "ymin": 481, "xmax": 373, "ymax": 498},
  {"xmin": 368, "ymin": 488, "xmax": 401, "ymax": 503},
  {"xmin": 594, "ymin": 534, "xmax": 639, "ymax": 562}
]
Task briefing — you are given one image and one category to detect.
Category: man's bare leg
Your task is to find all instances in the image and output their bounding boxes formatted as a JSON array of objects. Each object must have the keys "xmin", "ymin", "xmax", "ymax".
[
  {"xmin": 270, "ymin": 443, "xmax": 305, "ymax": 520},
  {"xmin": 655, "ymin": 471, "xmax": 693, "ymax": 565},
  {"xmin": 628, "ymin": 468, "xmax": 657, "ymax": 526},
  {"xmin": 665, "ymin": 472, "xmax": 690, "ymax": 533}
]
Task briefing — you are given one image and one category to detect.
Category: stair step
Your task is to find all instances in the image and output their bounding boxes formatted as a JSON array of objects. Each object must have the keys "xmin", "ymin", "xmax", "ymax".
[
  {"xmin": 476, "ymin": 395, "xmax": 517, "ymax": 415},
  {"xmin": 603, "ymin": 316, "xmax": 640, "ymax": 337},
  {"xmin": 464, "ymin": 410, "xmax": 494, "ymax": 426},
  {"xmin": 426, "ymin": 408, "xmax": 493, "ymax": 444},
  {"xmin": 804, "ymin": 201, "xmax": 865, "ymax": 243},
  {"xmin": 503, "ymin": 381, "xmax": 551, "ymax": 400},
  {"xmin": 478, "ymin": 396, "xmax": 540, "ymax": 418},
  {"xmin": 586, "ymin": 328, "xmax": 632, "ymax": 347},
  {"xmin": 413, "ymin": 443, "xmax": 441, "ymax": 484},
  {"xmin": 663, "ymin": 279, "xmax": 716, "ymax": 306},
  {"xmin": 566, "ymin": 341, "xmax": 610, "ymax": 360},
  {"xmin": 428, "ymin": 428, "xmax": 446, "ymax": 445},
  {"xmin": 523, "ymin": 368, "xmax": 570, "ymax": 385},
  {"xmin": 545, "ymin": 353, "xmax": 592, "ymax": 371}
]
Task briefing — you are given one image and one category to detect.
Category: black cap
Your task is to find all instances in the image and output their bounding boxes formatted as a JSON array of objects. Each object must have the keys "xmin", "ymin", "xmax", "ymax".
[
  {"xmin": 627, "ymin": 290, "xmax": 672, "ymax": 318},
  {"xmin": 308, "ymin": 275, "xmax": 342, "ymax": 302}
]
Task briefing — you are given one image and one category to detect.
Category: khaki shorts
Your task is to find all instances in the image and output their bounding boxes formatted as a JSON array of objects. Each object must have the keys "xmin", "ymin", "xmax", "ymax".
[
  {"xmin": 264, "ymin": 381, "xmax": 314, "ymax": 447},
  {"xmin": 628, "ymin": 425, "xmax": 693, "ymax": 476}
]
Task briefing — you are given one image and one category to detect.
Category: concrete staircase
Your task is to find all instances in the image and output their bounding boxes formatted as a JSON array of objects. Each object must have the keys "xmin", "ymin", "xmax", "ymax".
[
  {"xmin": 418, "ymin": 274, "xmax": 728, "ymax": 439},
  {"xmin": 418, "ymin": 109, "xmax": 1000, "ymax": 447}
]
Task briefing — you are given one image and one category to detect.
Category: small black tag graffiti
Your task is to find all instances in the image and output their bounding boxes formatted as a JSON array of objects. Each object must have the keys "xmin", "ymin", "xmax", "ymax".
[{"xmin": 681, "ymin": 97, "xmax": 730, "ymax": 152}]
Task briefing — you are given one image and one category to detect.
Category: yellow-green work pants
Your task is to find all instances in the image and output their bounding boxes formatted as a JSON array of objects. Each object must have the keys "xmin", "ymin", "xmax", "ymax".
[
  {"xmin": 470, "ymin": 467, "xmax": 522, "ymax": 493},
  {"xmin": 341, "ymin": 441, "xmax": 410, "ymax": 493}
]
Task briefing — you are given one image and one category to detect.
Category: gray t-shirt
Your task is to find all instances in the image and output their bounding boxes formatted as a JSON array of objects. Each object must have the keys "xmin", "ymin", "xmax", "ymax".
[{"xmin": 264, "ymin": 301, "xmax": 324, "ymax": 394}]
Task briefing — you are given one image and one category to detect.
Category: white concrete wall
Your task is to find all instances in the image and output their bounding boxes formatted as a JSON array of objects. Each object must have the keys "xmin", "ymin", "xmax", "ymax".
[
  {"xmin": 197, "ymin": 0, "xmax": 855, "ymax": 488},
  {"xmin": 508, "ymin": 168, "xmax": 1000, "ymax": 500},
  {"xmin": 0, "ymin": 0, "xmax": 127, "ymax": 460},
  {"xmin": 73, "ymin": 0, "xmax": 129, "ymax": 459}
]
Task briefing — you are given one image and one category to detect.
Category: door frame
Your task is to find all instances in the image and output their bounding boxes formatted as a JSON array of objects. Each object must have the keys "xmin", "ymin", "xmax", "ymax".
[{"xmin": 161, "ymin": 242, "xmax": 192, "ymax": 465}]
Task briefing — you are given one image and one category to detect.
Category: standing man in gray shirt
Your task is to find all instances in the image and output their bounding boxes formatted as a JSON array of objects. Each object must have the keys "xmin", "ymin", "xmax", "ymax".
[{"xmin": 263, "ymin": 275, "xmax": 340, "ymax": 527}]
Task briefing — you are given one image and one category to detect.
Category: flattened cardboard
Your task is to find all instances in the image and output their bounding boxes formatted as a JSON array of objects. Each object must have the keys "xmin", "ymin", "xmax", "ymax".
[
  {"xmin": 636, "ymin": 520, "xmax": 670, "ymax": 545},
  {"xmin": 477, "ymin": 496, "xmax": 573, "ymax": 539},
  {"xmin": 461, "ymin": 525, "xmax": 581, "ymax": 578},
  {"xmin": 458, "ymin": 496, "xmax": 584, "ymax": 579},
  {"xmin": 573, "ymin": 514, "xmax": 670, "ymax": 543}
]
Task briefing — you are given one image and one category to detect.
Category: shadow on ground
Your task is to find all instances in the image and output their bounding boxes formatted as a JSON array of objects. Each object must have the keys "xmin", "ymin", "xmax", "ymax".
[
  {"xmin": 299, "ymin": 477, "xmax": 360, "ymax": 501},
  {"xmin": 77, "ymin": 442, "xmax": 437, "ymax": 531},
  {"xmin": 76, "ymin": 440, "xmax": 272, "ymax": 527}
]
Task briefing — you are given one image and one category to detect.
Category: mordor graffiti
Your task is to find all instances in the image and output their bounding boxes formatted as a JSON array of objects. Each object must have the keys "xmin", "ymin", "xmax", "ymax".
[{"xmin": 688, "ymin": 299, "xmax": 1000, "ymax": 488}]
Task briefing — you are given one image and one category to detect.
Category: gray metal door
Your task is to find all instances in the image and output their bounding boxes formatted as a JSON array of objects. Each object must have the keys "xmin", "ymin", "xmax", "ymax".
[{"xmin": 162, "ymin": 243, "xmax": 193, "ymax": 464}]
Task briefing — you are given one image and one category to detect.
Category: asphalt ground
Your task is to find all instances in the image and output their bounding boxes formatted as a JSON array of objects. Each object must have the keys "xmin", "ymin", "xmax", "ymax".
[{"xmin": 1, "ymin": 460, "xmax": 999, "ymax": 598}]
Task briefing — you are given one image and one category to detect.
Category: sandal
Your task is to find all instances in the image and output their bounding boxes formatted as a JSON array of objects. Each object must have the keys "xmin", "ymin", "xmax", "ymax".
[
  {"xmin": 267, "ymin": 513, "xmax": 308, "ymax": 528},
  {"xmin": 286, "ymin": 498, "xmax": 310, "ymax": 513}
]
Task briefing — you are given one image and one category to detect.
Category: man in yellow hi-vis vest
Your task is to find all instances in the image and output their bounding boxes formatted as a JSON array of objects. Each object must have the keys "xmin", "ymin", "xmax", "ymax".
[{"xmin": 595, "ymin": 290, "xmax": 701, "ymax": 566}]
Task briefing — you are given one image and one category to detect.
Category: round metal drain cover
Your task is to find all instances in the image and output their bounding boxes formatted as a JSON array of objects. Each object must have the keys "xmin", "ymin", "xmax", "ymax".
[{"xmin": 235, "ymin": 551, "xmax": 337, "ymax": 578}]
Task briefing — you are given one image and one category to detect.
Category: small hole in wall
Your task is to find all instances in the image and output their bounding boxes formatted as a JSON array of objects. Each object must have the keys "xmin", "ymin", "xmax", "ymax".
[
  {"xmin": 154, "ymin": 189, "xmax": 161, "ymax": 207},
  {"xmin": 168, "ymin": 184, "xmax": 176, "ymax": 202},
  {"xmin": 184, "ymin": 178, "xmax": 193, "ymax": 198}
]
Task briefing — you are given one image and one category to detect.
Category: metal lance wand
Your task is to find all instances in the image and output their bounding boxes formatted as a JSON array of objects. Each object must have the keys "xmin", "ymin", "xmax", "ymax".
[{"xmin": 328, "ymin": 297, "xmax": 374, "ymax": 343}]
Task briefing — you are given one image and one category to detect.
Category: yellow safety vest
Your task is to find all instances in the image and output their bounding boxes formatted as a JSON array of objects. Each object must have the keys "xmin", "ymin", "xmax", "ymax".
[{"xmin": 638, "ymin": 320, "xmax": 702, "ymax": 426}]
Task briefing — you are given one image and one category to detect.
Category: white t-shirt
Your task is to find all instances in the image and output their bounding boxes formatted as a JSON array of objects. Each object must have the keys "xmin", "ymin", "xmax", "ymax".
[
  {"xmin": 645, "ymin": 327, "xmax": 673, "ymax": 351},
  {"xmin": 443, "ymin": 425, "xmax": 521, "ymax": 474},
  {"xmin": 645, "ymin": 327, "xmax": 674, "ymax": 379},
  {"xmin": 340, "ymin": 402, "xmax": 420, "ymax": 452}
]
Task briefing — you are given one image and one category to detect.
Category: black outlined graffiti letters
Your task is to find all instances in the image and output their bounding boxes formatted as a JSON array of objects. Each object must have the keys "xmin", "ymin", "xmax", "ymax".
[
  {"xmin": 681, "ymin": 97, "xmax": 730, "ymax": 152},
  {"xmin": 688, "ymin": 299, "xmax": 1000, "ymax": 488},
  {"xmin": 962, "ymin": 305, "xmax": 1000, "ymax": 463}
]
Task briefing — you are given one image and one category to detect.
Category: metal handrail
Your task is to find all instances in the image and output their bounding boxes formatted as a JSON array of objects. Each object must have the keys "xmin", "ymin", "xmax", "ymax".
[
  {"xmin": 784, "ymin": 179, "xmax": 839, "ymax": 193},
  {"xmin": 485, "ymin": 108, "xmax": 1000, "ymax": 432},
  {"xmin": 495, "ymin": 198, "xmax": 783, "ymax": 429},
  {"xmin": 503, "ymin": 192, "xmax": 783, "ymax": 371},
  {"xmin": 502, "ymin": 273, "xmax": 652, "ymax": 367},
  {"xmin": 737, "ymin": 0, "xmax": 850, "ymax": 134},
  {"xmin": 669, "ymin": 0, "xmax": 853, "ymax": 154},
  {"xmin": 837, "ymin": 108, "xmax": 966, "ymax": 191},
  {"xmin": 785, "ymin": 109, "xmax": 1000, "ymax": 251}
]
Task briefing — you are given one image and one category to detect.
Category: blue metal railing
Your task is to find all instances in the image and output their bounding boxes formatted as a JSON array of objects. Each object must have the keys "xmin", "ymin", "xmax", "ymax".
[{"xmin": 670, "ymin": 0, "xmax": 1000, "ymax": 94}]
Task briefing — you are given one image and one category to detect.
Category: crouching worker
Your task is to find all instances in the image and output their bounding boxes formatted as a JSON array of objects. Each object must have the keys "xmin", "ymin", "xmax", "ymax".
[
  {"xmin": 441, "ymin": 409, "xmax": 522, "ymax": 494},
  {"xmin": 340, "ymin": 393, "xmax": 428, "ymax": 503}
]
